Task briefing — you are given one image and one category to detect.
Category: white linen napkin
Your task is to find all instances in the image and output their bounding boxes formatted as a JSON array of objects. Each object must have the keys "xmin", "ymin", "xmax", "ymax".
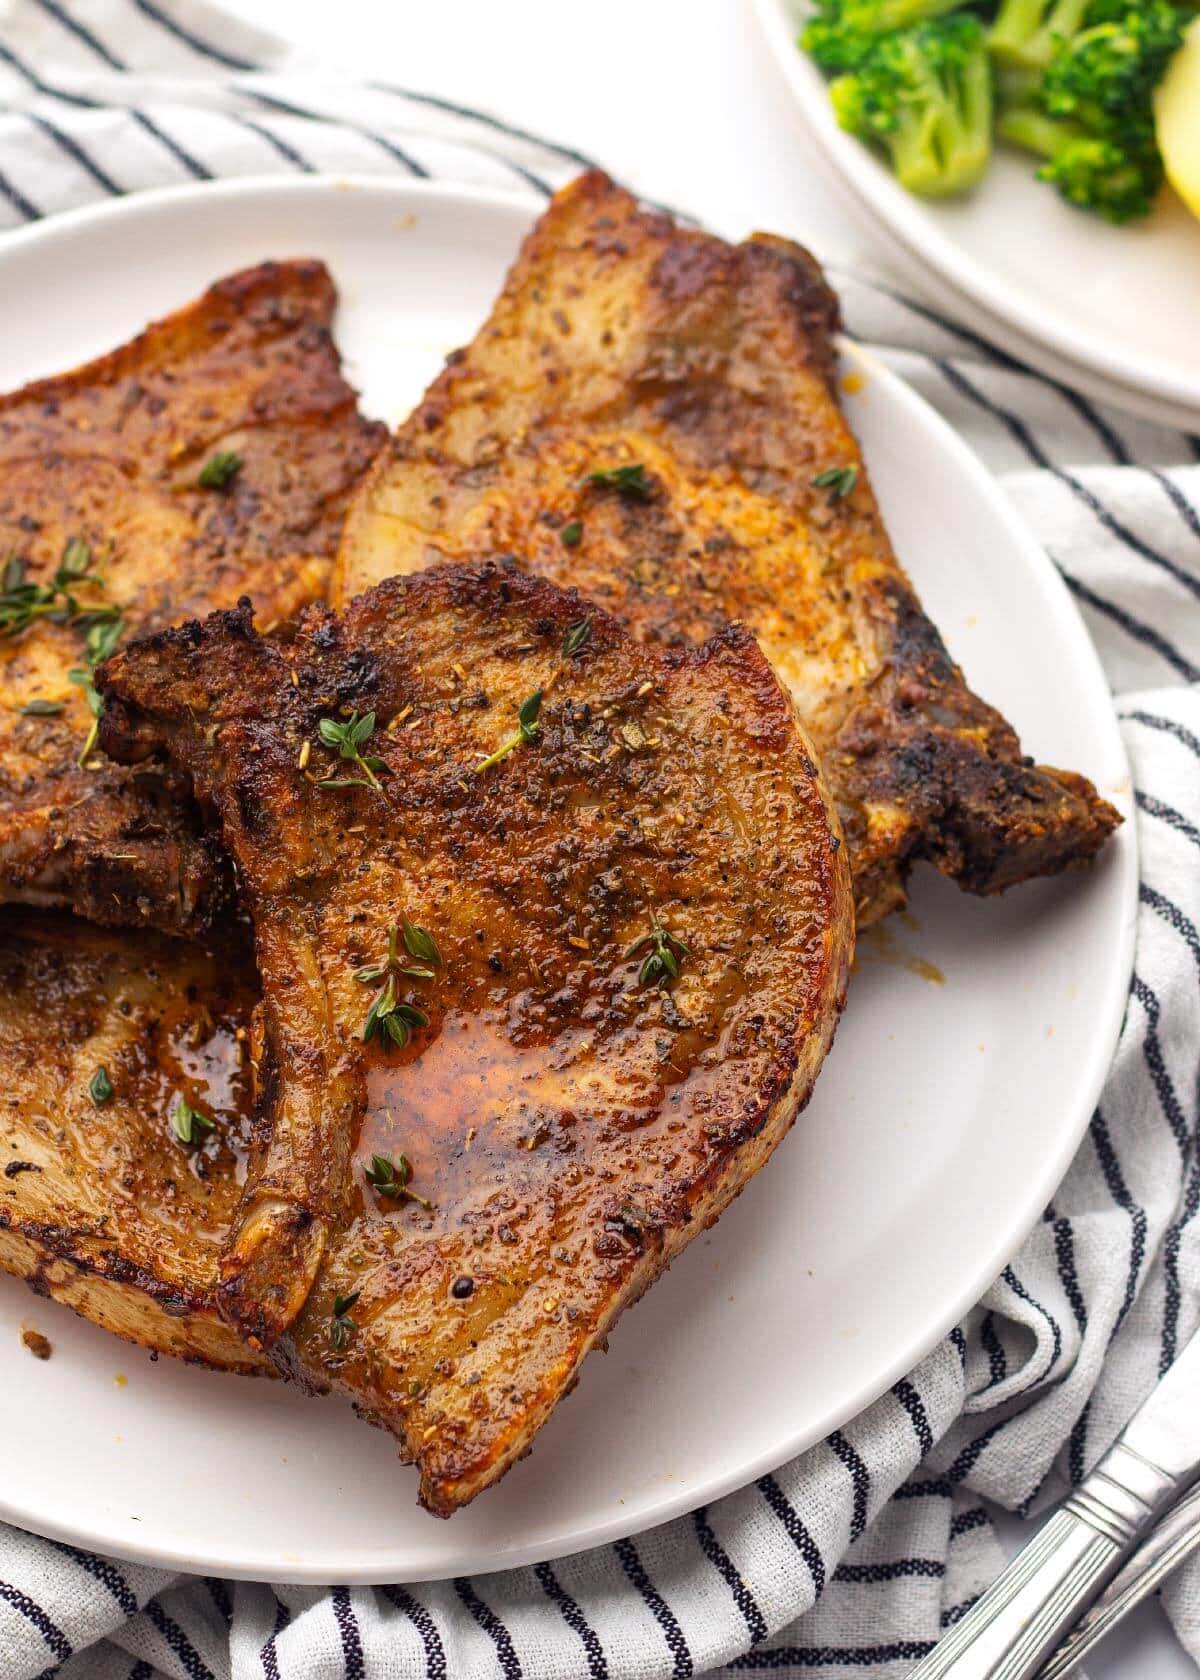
[{"xmin": 0, "ymin": 3, "xmax": 1197, "ymax": 1675}]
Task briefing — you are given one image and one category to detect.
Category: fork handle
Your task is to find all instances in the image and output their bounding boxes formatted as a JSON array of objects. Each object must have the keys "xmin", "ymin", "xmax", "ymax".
[
  {"xmin": 906, "ymin": 1509, "xmax": 1122, "ymax": 1680},
  {"xmin": 905, "ymin": 1439, "xmax": 1183, "ymax": 1680}
]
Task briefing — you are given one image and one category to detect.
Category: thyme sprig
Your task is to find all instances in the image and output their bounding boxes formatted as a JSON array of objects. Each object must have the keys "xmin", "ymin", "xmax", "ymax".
[
  {"xmin": 365, "ymin": 1151, "xmax": 433, "ymax": 1211},
  {"xmin": 356, "ymin": 924, "xmax": 441, "ymax": 1053},
  {"xmin": 317, "ymin": 710, "xmax": 386, "ymax": 792},
  {"xmin": 582, "ymin": 463, "xmax": 653, "ymax": 500},
  {"xmin": 0, "ymin": 539, "xmax": 114, "ymax": 641},
  {"xmin": 330, "ymin": 1289, "xmax": 360, "ymax": 1352},
  {"xmin": 626, "ymin": 914, "xmax": 690, "ymax": 990},
  {"xmin": 475, "ymin": 689, "xmax": 542, "ymax": 773}
]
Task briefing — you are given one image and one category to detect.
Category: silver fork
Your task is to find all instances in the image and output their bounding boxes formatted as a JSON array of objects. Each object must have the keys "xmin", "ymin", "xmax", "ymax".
[
  {"xmin": 904, "ymin": 1323, "xmax": 1200, "ymax": 1679},
  {"xmin": 1036, "ymin": 1476, "xmax": 1200, "ymax": 1680}
]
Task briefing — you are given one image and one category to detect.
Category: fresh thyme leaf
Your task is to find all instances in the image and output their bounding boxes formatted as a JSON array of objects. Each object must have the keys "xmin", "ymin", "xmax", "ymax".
[
  {"xmin": 385, "ymin": 1003, "xmax": 429, "ymax": 1048},
  {"xmin": 402, "ymin": 922, "xmax": 442, "ymax": 967},
  {"xmin": 67, "ymin": 667, "xmax": 104, "ymax": 767},
  {"xmin": 316, "ymin": 710, "xmax": 385, "ymax": 793},
  {"xmin": 365, "ymin": 1150, "xmax": 434, "ymax": 1210},
  {"xmin": 89, "ymin": 1066, "xmax": 113, "ymax": 1105},
  {"xmin": 20, "ymin": 699, "xmax": 63, "ymax": 717},
  {"xmin": 68, "ymin": 668, "xmax": 102, "ymax": 715},
  {"xmin": 58, "ymin": 537, "xmax": 93, "ymax": 579},
  {"xmin": 562, "ymin": 618, "xmax": 592, "ymax": 660},
  {"xmin": 583, "ymin": 463, "xmax": 653, "ymax": 500},
  {"xmin": 811, "ymin": 464, "xmax": 858, "ymax": 500},
  {"xmin": 361, "ymin": 973, "xmax": 397, "ymax": 1041},
  {"xmin": 198, "ymin": 450, "xmax": 243, "ymax": 490},
  {"xmin": 560, "ymin": 520, "xmax": 583, "ymax": 547},
  {"xmin": 626, "ymin": 914, "xmax": 690, "ymax": 990},
  {"xmin": 475, "ymin": 689, "xmax": 543, "ymax": 773},
  {"xmin": 66, "ymin": 598, "xmax": 124, "ymax": 769},
  {"xmin": 170, "ymin": 1094, "xmax": 214, "ymax": 1146},
  {"xmin": 330, "ymin": 1289, "xmax": 360, "ymax": 1351},
  {"xmin": 84, "ymin": 616, "xmax": 122, "ymax": 665}
]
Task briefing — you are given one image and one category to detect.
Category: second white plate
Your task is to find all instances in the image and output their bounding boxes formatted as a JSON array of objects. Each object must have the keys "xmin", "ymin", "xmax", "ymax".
[
  {"xmin": 754, "ymin": 0, "xmax": 1200, "ymax": 431},
  {"xmin": 0, "ymin": 175, "xmax": 1136, "ymax": 1583}
]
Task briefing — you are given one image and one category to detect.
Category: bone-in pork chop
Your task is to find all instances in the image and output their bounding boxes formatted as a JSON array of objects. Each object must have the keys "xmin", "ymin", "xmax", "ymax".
[
  {"xmin": 0, "ymin": 259, "xmax": 385, "ymax": 934},
  {"xmin": 335, "ymin": 172, "xmax": 1118, "ymax": 925},
  {"xmin": 98, "ymin": 558, "xmax": 853, "ymax": 1512}
]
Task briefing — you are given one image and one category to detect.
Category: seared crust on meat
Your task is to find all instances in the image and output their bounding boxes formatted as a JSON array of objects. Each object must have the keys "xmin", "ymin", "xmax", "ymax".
[
  {"xmin": 336, "ymin": 171, "xmax": 1118, "ymax": 924},
  {"xmin": 0, "ymin": 910, "xmax": 268, "ymax": 1374},
  {"xmin": 98, "ymin": 558, "xmax": 853, "ymax": 1512},
  {"xmin": 0, "ymin": 259, "xmax": 385, "ymax": 935}
]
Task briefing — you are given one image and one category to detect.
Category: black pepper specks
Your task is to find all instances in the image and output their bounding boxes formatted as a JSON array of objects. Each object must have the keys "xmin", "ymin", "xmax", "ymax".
[{"xmin": 451, "ymin": 1275, "xmax": 474, "ymax": 1300}]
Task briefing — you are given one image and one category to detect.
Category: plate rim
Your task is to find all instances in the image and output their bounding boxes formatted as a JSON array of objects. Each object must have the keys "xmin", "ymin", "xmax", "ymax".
[
  {"xmin": 751, "ymin": 0, "xmax": 1200, "ymax": 425},
  {"xmin": 0, "ymin": 171, "xmax": 1138, "ymax": 1582}
]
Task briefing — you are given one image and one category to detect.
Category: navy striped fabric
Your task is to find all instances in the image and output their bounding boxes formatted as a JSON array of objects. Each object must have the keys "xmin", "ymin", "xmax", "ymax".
[{"xmin": 0, "ymin": 2, "xmax": 1198, "ymax": 1675}]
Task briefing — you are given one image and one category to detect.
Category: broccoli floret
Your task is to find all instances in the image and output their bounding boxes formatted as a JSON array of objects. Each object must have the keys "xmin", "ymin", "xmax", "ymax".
[
  {"xmin": 1040, "ymin": 0, "xmax": 1187, "ymax": 123},
  {"xmin": 997, "ymin": 103, "xmax": 1163, "ymax": 217},
  {"xmin": 987, "ymin": 0, "xmax": 1092, "ymax": 70},
  {"xmin": 829, "ymin": 15, "xmax": 994, "ymax": 195},
  {"xmin": 994, "ymin": 0, "xmax": 1184, "ymax": 218},
  {"xmin": 803, "ymin": 0, "xmax": 969, "ymax": 70}
]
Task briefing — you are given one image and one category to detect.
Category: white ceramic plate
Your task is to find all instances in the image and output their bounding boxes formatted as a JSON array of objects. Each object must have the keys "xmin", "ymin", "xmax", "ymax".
[
  {"xmin": 753, "ymin": 0, "xmax": 1200, "ymax": 430},
  {"xmin": 0, "ymin": 176, "xmax": 1136, "ymax": 1584}
]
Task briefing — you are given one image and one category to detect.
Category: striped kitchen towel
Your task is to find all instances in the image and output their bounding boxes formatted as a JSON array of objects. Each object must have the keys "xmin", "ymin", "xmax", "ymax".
[{"xmin": 1, "ymin": 2, "xmax": 1199, "ymax": 1676}]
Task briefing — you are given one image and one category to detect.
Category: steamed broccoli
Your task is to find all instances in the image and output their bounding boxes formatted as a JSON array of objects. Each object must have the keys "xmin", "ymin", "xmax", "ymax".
[
  {"xmin": 1040, "ymin": 0, "xmax": 1187, "ymax": 120},
  {"xmin": 995, "ymin": 0, "xmax": 1187, "ymax": 218},
  {"xmin": 996, "ymin": 103, "xmax": 1163, "ymax": 217},
  {"xmin": 987, "ymin": 0, "xmax": 1092, "ymax": 71},
  {"xmin": 800, "ymin": 0, "xmax": 1189, "ymax": 219},
  {"xmin": 803, "ymin": 0, "xmax": 970, "ymax": 70},
  {"xmin": 829, "ymin": 14, "xmax": 994, "ymax": 195}
]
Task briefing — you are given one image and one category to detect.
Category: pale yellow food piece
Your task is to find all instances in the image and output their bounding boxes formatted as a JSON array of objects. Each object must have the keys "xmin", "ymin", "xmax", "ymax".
[{"xmin": 1155, "ymin": 18, "xmax": 1200, "ymax": 220}]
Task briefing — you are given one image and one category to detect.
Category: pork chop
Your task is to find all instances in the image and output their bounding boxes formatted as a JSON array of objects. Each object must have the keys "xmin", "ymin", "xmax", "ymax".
[
  {"xmin": 0, "ymin": 909, "xmax": 268, "ymax": 1374},
  {"xmin": 0, "ymin": 259, "xmax": 385, "ymax": 935},
  {"xmin": 98, "ymin": 558, "xmax": 853, "ymax": 1512},
  {"xmin": 335, "ymin": 171, "xmax": 1119, "ymax": 925}
]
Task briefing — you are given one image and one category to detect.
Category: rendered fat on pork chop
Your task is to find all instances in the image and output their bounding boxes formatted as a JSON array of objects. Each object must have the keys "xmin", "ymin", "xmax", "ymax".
[
  {"xmin": 98, "ymin": 559, "xmax": 853, "ymax": 1513},
  {"xmin": 335, "ymin": 171, "xmax": 1119, "ymax": 926},
  {"xmin": 0, "ymin": 909, "xmax": 268, "ymax": 1374},
  {"xmin": 0, "ymin": 259, "xmax": 385, "ymax": 935}
]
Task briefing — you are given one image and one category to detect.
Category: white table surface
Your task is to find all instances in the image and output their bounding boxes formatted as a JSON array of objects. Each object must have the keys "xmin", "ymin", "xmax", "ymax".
[{"xmin": 226, "ymin": 2, "xmax": 1194, "ymax": 1671}]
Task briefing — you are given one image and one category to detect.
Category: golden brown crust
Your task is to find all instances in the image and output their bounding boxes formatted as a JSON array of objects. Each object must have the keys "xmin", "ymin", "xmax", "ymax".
[
  {"xmin": 98, "ymin": 559, "xmax": 853, "ymax": 1512},
  {"xmin": 0, "ymin": 910, "xmax": 268, "ymax": 1374},
  {"xmin": 335, "ymin": 171, "xmax": 1118, "ymax": 925},
  {"xmin": 0, "ymin": 259, "xmax": 386, "ymax": 935}
]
